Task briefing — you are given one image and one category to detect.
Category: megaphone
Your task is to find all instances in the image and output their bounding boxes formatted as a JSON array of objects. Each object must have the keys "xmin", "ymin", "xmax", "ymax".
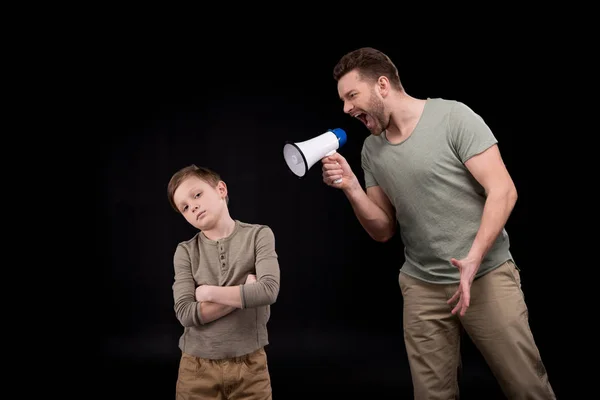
[{"xmin": 283, "ymin": 128, "xmax": 347, "ymax": 183}]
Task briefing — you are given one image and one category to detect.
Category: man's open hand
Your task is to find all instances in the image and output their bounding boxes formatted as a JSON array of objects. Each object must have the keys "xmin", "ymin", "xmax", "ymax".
[{"xmin": 447, "ymin": 257, "xmax": 480, "ymax": 317}]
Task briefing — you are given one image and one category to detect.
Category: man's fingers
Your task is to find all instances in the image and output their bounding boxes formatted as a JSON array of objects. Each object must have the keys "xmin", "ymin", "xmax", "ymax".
[
  {"xmin": 322, "ymin": 162, "xmax": 341, "ymax": 170},
  {"xmin": 447, "ymin": 289, "xmax": 460, "ymax": 305},
  {"xmin": 449, "ymin": 284, "xmax": 466, "ymax": 316},
  {"xmin": 322, "ymin": 161, "xmax": 343, "ymax": 177},
  {"xmin": 327, "ymin": 152, "xmax": 344, "ymax": 162},
  {"xmin": 323, "ymin": 167, "xmax": 343, "ymax": 186},
  {"xmin": 323, "ymin": 169, "xmax": 343, "ymax": 177},
  {"xmin": 460, "ymin": 292, "xmax": 470, "ymax": 316},
  {"xmin": 451, "ymin": 300, "xmax": 462, "ymax": 315}
]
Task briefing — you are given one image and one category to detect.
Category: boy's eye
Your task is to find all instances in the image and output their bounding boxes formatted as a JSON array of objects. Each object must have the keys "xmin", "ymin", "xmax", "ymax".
[
  {"xmin": 182, "ymin": 205, "xmax": 188, "ymax": 212},
  {"xmin": 195, "ymin": 192, "xmax": 202, "ymax": 198}
]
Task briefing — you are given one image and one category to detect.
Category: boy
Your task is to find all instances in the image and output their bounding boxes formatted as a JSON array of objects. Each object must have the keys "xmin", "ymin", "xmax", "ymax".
[{"xmin": 167, "ymin": 164, "xmax": 280, "ymax": 399}]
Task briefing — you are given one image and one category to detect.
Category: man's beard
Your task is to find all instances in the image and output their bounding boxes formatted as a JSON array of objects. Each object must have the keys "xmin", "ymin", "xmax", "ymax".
[{"xmin": 366, "ymin": 95, "xmax": 387, "ymax": 136}]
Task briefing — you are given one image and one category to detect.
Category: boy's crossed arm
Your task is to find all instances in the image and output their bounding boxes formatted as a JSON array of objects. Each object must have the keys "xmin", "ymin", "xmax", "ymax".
[
  {"xmin": 196, "ymin": 274, "xmax": 255, "ymax": 323},
  {"xmin": 196, "ymin": 226, "xmax": 281, "ymax": 318}
]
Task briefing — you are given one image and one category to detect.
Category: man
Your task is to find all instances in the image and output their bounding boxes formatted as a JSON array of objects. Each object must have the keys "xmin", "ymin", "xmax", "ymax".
[
  {"xmin": 321, "ymin": 47, "xmax": 555, "ymax": 399},
  {"xmin": 168, "ymin": 164, "xmax": 280, "ymax": 399}
]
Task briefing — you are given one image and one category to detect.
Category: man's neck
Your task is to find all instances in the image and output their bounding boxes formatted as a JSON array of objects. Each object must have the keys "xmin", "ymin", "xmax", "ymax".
[{"xmin": 384, "ymin": 94, "xmax": 427, "ymax": 145}]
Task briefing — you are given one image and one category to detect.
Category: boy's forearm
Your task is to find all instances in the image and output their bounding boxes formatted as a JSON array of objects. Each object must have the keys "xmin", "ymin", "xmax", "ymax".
[
  {"xmin": 199, "ymin": 285, "xmax": 244, "ymax": 308},
  {"xmin": 199, "ymin": 301, "xmax": 237, "ymax": 324}
]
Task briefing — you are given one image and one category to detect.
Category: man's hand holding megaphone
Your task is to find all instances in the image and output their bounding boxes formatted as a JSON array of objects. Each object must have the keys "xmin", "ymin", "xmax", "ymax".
[{"xmin": 321, "ymin": 152, "xmax": 358, "ymax": 191}]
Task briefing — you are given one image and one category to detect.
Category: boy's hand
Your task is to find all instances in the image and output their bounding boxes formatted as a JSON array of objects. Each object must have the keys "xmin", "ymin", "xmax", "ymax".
[{"xmin": 245, "ymin": 274, "xmax": 256, "ymax": 284}]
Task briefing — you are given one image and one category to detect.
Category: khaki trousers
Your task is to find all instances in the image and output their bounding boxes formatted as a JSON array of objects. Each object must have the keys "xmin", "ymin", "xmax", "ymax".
[
  {"xmin": 176, "ymin": 347, "xmax": 272, "ymax": 400},
  {"xmin": 399, "ymin": 260, "xmax": 555, "ymax": 400}
]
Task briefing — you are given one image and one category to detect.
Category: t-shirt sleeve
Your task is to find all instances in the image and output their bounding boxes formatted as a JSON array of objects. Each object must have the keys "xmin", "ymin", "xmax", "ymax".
[
  {"xmin": 448, "ymin": 101, "xmax": 498, "ymax": 163},
  {"xmin": 361, "ymin": 142, "xmax": 378, "ymax": 188}
]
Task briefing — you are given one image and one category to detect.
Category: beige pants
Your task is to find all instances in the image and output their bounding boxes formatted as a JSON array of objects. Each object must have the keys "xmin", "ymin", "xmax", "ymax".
[
  {"xmin": 176, "ymin": 347, "xmax": 272, "ymax": 400},
  {"xmin": 399, "ymin": 260, "xmax": 555, "ymax": 399}
]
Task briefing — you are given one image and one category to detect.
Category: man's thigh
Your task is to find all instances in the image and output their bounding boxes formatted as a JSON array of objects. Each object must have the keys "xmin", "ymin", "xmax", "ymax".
[
  {"xmin": 461, "ymin": 261, "xmax": 555, "ymax": 399},
  {"xmin": 399, "ymin": 272, "xmax": 462, "ymax": 399}
]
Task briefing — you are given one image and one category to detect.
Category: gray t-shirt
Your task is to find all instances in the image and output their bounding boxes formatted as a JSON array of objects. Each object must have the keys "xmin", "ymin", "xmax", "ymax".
[{"xmin": 361, "ymin": 98, "xmax": 512, "ymax": 284}]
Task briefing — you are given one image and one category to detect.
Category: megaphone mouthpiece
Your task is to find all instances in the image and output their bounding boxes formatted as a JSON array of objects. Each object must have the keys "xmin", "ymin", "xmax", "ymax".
[{"xmin": 329, "ymin": 128, "xmax": 347, "ymax": 148}]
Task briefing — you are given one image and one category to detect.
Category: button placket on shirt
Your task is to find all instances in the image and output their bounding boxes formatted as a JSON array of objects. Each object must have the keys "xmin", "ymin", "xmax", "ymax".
[{"xmin": 217, "ymin": 240, "xmax": 226, "ymax": 271}]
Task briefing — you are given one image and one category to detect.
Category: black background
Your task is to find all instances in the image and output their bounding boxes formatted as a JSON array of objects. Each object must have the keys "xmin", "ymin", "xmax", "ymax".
[{"xmin": 97, "ymin": 29, "xmax": 580, "ymax": 399}]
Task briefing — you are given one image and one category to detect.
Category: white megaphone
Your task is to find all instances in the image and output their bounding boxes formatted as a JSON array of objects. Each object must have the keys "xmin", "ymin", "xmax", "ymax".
[{"xmin": 283, "ymin": 128, "xmax": 347, "ymax": 183}]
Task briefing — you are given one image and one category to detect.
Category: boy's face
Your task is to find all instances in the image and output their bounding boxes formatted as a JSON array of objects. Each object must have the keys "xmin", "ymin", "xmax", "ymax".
[{"xmin": 173, "ymin": 176, "xmax": 228, "ymax": 231}]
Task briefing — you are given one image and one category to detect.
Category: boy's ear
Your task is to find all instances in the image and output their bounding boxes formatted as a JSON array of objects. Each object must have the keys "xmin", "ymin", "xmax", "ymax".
[{"xmin": 217, "ymin": 181, "xmax": 227, "ymax": 199}]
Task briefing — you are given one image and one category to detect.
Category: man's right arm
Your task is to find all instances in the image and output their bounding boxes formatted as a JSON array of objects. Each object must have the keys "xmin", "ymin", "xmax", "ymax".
[
  {"xmin": 345, "ymin": 183, "xmax": 396, "ymax": 242},
  {"xmin": 322, "ymin": 152, "xmax": 396, "ymax": 242}
]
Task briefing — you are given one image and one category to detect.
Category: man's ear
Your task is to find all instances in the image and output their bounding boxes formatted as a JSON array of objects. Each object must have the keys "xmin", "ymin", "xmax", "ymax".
[{"xmin": 377, "ymin": 76, "xmax": 390, "ymax": 97}]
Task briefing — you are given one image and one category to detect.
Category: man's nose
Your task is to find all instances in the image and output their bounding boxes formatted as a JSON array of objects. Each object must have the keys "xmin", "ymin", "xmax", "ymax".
[{"xmin": 343, "ymin": 102, "xmax": 353, "ymax": 114}]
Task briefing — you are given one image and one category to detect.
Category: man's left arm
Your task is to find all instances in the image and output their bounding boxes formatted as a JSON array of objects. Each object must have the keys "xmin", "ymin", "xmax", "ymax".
[
  {"xmin": 448, "ymin": 143, "xmax": 518, "ymax": 316},
  {"xmin": 464, "ymin": 143, "xmax": 518, "ymax": 263}
]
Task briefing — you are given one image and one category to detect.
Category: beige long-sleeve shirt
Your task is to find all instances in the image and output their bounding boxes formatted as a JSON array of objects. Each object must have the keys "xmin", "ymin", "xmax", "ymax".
[{"xmin": 172, "ymin": 220, "xmax": 280, "ymax": 359}]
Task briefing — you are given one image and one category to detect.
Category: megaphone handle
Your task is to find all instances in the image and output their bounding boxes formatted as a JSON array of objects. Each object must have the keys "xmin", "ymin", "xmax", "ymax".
[{"xmin": 325, "ymin": 150, "xmax": 342, "ymax": 184}]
